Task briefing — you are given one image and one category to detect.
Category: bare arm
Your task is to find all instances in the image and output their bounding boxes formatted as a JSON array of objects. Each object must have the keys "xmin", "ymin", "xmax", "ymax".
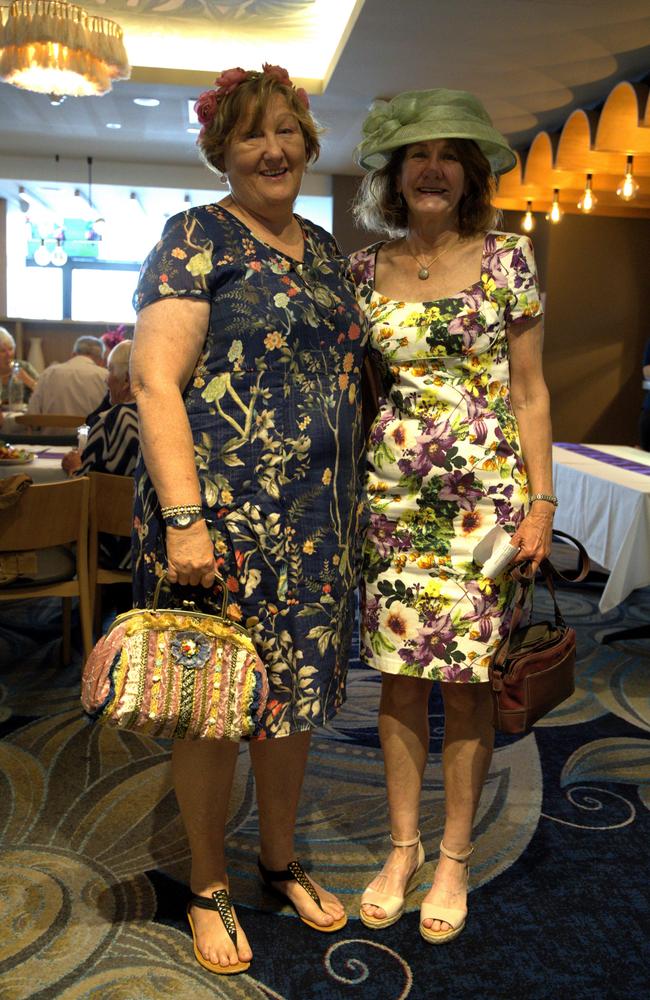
[
  {"xmin": 131, "ymin": 297, "xmax": 216, "ymax": 587},
  {"xmin": 18, "ymin": 368, "xmax": 37, "ymax": 392},
  {"xmin": 507, "ymin": 315, "xmax": 554, "ymax": 572}
]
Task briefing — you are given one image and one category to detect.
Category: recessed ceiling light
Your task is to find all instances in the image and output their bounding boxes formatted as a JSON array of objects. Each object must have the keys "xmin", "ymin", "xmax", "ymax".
[
  {"xmin": 186, "ymin": 126, "xmax": 200, "ymax": 134},
  {"xmin": 133, "ymin": 98, "xmax": 160, "ymax": 108},
  {"xmin": 106, "ymin": 122, "xmax": 122, "ymax": 129}
]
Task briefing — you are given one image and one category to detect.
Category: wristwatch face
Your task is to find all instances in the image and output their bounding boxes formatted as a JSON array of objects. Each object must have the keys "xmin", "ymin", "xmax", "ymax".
[{"xmin": 165, "ymin": 512, "xmax": 200, "ymax": 529}]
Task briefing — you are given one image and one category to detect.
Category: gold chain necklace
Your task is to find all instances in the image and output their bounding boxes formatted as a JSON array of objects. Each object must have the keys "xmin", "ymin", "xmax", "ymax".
[{"xmin": 403, "ymin": 236, "xmax": 459, "ymax": 280}]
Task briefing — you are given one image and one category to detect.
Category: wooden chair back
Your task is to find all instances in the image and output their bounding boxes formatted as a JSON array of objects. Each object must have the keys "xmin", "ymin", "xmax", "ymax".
[
  {"xmin": 88, "ymin": 472, "xmax": 134, "ymax": 631},
  {"xmin": 0, "ymin": 477, "xmax": 92, "ymax": 662},
  {"xmin": 13, "ymin": 413, "xmax": 86, "ymax": 429}
]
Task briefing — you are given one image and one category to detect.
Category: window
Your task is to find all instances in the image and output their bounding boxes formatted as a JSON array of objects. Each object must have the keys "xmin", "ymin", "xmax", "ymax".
[
  {"xmin": 14, "ymin": 266, "xmax": 63, "ymax": 320},
  {"xmin": 71, "ymin": 267, "xmax": 138, "ymax": 322}
]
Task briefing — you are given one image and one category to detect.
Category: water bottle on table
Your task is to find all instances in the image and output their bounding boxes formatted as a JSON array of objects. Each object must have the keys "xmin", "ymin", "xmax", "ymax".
[{"xmin": 7, "ymin": 361, "xmax": 27, "ymax": 411}]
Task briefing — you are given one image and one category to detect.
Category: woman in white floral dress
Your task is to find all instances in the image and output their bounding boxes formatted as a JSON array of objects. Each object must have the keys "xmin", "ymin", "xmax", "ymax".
[{"xmin": 350, "ymin": 89, "xmax": 555, "ymax": 944}]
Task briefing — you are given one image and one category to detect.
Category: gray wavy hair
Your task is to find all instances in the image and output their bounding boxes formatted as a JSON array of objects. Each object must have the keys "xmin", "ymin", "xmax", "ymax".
[
  {"xmin": 72, "ymin": 336, "xmax": 104, "ymax": 361},
  {"xmin": 0, "ymin": 326, "xmax": 16, "ymax": 351}
]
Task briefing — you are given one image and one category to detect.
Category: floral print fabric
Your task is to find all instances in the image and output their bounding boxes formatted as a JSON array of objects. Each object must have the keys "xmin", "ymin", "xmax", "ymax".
[
  {"xmin": 350, "ymin": 231, "xmax": 543, "ymax": 682},
  {"xmin": 133, "ymin": 205, "xmax": 367, "ymax": 736}
]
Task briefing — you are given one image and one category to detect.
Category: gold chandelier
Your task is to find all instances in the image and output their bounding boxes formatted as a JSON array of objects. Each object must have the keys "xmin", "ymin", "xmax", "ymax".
[{"xmin": 0, "ymin": 1, "xmax": 130, "ymax": 96}]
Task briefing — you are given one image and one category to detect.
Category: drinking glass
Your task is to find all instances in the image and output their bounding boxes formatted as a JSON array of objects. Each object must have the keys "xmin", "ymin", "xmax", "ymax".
[{"xmin": 77, "ymin": 424, "xmax": 90, "ymax": 452}]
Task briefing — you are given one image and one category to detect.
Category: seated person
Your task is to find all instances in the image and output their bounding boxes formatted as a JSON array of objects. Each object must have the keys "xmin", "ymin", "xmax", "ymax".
[
  {"xmin": 62, "ymin": 340, "xmax": 138, "ymax": 570},
  {"xmin": 0, "ymin": 326, "xmax": 39, "ymax": 407},
  {"xmin": 85, "ymin": 327, "xmax": 130, "ymax": 430},
  {"xmin": 27, "ymin": 335, "xmax": 107, "ymax": 421}
]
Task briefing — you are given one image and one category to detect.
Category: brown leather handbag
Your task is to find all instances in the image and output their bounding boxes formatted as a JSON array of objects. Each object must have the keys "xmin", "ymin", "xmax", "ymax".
[{"xmin": 489, "ymin": 531, "xmax": 590, "ymax": 735}]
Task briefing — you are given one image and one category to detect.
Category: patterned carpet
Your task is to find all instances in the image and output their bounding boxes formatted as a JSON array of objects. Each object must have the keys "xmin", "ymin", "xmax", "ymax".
[{"xmin": 1, "ymin": 581, "xmax": 649, "ymax": 1000}]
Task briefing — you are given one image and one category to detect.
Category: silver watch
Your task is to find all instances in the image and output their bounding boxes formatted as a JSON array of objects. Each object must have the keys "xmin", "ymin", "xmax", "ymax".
[{"xmin": 162, "ymin": 510, "xmax": 204, "ymax": 529}]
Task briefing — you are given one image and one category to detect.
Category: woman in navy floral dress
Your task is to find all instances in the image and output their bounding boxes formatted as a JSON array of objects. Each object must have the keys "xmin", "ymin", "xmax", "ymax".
[
  {"xmin": 350, "ymin": 90, "xmax": 555, "ymax": 945},
  {"xmin": 130, "ymin": 66, "xmax": 365, "ymax": 974}
]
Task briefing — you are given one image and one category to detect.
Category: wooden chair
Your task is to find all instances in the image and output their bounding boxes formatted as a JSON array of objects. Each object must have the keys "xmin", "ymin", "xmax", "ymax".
[
  {"xmin": 0, "ymin": 478, "xmax": 92, "ymax": 664},
  {"xmin": 88, "ymin": 472, "xmax": 134, "ymax": 633},
  {"xmin": 13, "ymin": 413, "xmax": 87, "ymax": 430}
]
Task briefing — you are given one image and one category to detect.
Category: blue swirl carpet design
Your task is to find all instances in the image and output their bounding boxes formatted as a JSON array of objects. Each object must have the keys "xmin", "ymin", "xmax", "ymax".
[{"xmin": 0, "ymin": 582, "xmax": 648, "ymax": 999}]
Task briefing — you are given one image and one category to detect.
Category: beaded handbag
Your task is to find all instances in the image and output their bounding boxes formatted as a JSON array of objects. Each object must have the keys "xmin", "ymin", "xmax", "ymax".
[{"xmin": 81, "ymin": 576, "xmax": 268, "ymax": 740}]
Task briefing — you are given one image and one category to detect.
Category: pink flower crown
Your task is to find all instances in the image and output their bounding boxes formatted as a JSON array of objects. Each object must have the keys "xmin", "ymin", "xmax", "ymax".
[{"xmin": 194, "ymin": 63, "xmax": 310, "ymax": 139}]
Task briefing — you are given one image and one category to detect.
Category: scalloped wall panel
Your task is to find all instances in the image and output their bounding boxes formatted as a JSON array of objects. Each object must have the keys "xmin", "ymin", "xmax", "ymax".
[{"xmin": 494, "ymin": 80, "xmax": 650, "ymax": 217}]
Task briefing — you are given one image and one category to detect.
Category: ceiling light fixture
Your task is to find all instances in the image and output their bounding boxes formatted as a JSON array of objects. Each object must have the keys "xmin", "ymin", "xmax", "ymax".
[
  {"xmin": 616, "ymin": 155, "xmax": 639, "ymax": 202},
  {"xmin": 521, "ymin": 200, "xmax": 535, "ymax": 233},
  {"xmin": 133, "ymin": 97, "xmax": 159, "ymax": 107},
  {"xmin": 74, "ymin": 186, "xmax": 90, "ymax": 209},
  {"xmin": 33, "ymin": 238, "xmax": 51, "ymax": 266},
  {"xmin": 0, "ymin": 0, "xmax": 130, "ymax": 97},
  {"xmin": 51, "ymin": 236, "xmax": 67, "ymax": 266},
  {"xmin": 547, "ymin": 189, "xmax": 563, "ymax": 224},
  {"xmin": 577, "ymin": 173, "xmax": 597, "ymax": 214},
  {"xmin": 129, "ymin": 191, "xmax": 145, "ymax": 215},
  {"xmin": 105, "ymin": 122, "xmax": 121, "ymax": 129},
  {"xmin": 91, "ymin": 217, "xmax": 106, "ymax": 237}
]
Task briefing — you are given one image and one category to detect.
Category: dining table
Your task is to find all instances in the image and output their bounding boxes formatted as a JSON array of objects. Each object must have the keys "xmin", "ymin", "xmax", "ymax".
[
  {"xmin": 0, "ymin": 443, "xmax": 73, "ymax": 484},
  {"xmin": 553, "ymin": 443, "xmax": 650, "ymax": 642}
]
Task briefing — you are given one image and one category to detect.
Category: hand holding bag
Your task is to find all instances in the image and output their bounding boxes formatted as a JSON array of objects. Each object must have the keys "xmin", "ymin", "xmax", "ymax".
[
  {"xmin": 81, "ymin": 575, "xmax": 269, "ymax": 740},
  {"xmin": 489, "ymin": 531, "xmax": 590, "ymax": 734}
]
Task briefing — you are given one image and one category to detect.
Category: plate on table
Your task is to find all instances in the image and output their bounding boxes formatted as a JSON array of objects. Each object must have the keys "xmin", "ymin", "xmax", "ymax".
[{"xmin": 0, "ymin": 446, "xmax": 34, "ymax": 465}]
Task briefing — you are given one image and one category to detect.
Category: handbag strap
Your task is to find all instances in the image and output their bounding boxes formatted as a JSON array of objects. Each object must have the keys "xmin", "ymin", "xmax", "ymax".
[
  {"xmin": 543, "ymin": 530, "xmax": 591, "ymax": 583},
  {"xmin": 495, "ymin": 530, "xmax": 589, "ymax": 672},
  {"xmin": 152, "ymin": 572, "xmax": 229, "ymax": 617}
]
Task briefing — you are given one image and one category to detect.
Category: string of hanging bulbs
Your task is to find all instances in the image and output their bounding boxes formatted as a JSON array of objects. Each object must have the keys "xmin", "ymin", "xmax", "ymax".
[{"xmin": 520, "ymin": 154, "xmax": 641, "ymax": 231}]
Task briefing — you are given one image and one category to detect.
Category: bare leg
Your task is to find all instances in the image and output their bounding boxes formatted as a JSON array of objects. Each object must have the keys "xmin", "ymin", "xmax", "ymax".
[
  {"xmin": 362, "ymin": 673, "xmax": 432, "ymax": 921},
  {"xmin": 421, "ymin": 681, "xmax": 494, "ymax": 932},
  {"xmin": 250, "ymin": 730, "xmax": 345, "ymax": 928},
  {"xmin": 172, "ymin": 739, "xmax": 253, "ymax": 968}
]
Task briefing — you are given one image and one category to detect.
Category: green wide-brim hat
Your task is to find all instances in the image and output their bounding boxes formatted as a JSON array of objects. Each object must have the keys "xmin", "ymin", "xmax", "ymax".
[{"xmin": 355, "ymin": 88, "xmax": 516, "ymax": 176}]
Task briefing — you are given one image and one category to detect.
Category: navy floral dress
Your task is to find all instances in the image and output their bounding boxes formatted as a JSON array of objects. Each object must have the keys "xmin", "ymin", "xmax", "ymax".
[
  {"xmin": 350, "ymin": 232, "xmax": 543, "ymax": 682},
  {"xmin": 133, "ymin": 205, "xmax": 367, "ymax": 738}
]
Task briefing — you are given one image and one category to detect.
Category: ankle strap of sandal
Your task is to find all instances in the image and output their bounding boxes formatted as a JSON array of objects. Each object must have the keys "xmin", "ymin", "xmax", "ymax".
[
  {"xmin": 439, "ymin": 840, "xmax": 474, "ymax": 863},
  {"xmin": 390, "ymin": 829, "xmax": 421, "ymax": 848}
]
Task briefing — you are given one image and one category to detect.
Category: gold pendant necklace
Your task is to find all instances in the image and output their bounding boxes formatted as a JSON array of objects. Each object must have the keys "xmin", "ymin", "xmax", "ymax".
[{"xmin": 404, "ymin": 236, "xmax": 458, "ymax": 280}]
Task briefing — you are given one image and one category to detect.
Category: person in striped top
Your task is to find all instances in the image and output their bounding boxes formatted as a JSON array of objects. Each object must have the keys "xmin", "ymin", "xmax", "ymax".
[{"xmin": 62, "ymin": 340, "xmax": 138, "ymax": 569}]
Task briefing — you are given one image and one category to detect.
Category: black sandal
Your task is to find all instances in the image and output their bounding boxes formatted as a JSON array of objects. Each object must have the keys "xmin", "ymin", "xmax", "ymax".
[
  {"xmin": 186, "ymin": 889, "xmax": 250, "ymax": 975},
  {"xmin": 257, "ymin": 857, "xmax": 347, "ymax": 932}
]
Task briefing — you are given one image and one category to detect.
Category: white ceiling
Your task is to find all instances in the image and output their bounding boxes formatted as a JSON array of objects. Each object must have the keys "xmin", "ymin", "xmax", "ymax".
[{"xmin": 0, "ymin": 0, "xmax": 649, "ymax": 212}]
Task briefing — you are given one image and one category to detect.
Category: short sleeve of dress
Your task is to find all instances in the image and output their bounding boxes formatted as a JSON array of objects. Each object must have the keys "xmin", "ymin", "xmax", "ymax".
[
  {"xmin": 133, "ymin": 210, "xmax": 217, "ymax": 313},
  {"xmin": 505, "ymin": 235, "xmax": 543, "ymax": 324}
]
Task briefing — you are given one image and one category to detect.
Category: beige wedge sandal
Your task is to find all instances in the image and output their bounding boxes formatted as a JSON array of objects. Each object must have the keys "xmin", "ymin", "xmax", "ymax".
[
  {"xmin": 419, "ymin": 841, "xmax": 474, "ymax": 945},
  {"xmin": 359, "ymin": 831, "xmax": 426, "ymax": 930}
]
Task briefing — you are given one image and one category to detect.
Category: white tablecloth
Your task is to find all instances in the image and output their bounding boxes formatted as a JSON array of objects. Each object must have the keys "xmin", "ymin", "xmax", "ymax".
[
  {"xmin": 553, "ymin": 444, "xmax": 650, "ymax": 613},
  {"xmin": 0, "ymin": 444, "xmax": 72, "ymax": 484}
]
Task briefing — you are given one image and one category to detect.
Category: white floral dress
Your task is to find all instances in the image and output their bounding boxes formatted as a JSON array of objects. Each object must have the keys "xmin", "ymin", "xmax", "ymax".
[{"xmin": 350, "ymin": 232, "xmax": 543, "ymax": 682}]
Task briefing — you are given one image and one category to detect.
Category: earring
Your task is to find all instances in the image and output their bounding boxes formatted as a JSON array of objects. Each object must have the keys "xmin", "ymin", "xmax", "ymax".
[{"xmin": 219, "ymin": 173, "xmax": 227, "ymax": 184}]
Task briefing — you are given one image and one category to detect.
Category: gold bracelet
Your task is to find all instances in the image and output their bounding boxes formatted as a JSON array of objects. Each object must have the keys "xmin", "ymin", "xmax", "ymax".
[{"xmin": 160, "ymin": 504, "xmax": 202, "ymax": 517}]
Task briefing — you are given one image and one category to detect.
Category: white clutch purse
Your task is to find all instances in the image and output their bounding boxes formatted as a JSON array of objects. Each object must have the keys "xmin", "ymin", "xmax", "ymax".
[{"xmin": 473, "ymin": 525, "xmax": 520, "ymax": 579}]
